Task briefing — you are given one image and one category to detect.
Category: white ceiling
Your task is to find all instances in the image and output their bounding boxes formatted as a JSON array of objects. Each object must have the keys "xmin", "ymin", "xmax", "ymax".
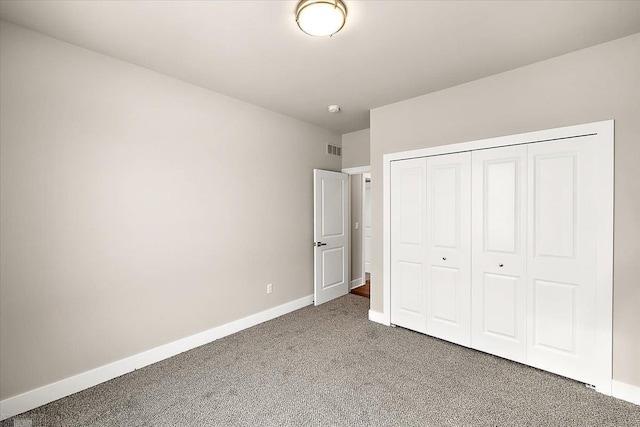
[{"xmin": 2, "ymin": 1, "xmax": 640, "ymax": 134}]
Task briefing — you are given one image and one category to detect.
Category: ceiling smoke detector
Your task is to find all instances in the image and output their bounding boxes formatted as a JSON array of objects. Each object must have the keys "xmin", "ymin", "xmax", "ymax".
[{"xmin": 328, "ymin": 105, "xmax": 341, "ymax": 113}]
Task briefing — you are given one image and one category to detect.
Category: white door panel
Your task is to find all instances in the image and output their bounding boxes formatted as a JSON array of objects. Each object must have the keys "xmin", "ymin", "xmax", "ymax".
[
  {"xmin": 364, "ymin": 179, "xmax": 372, "ymax": 272},
  {"xmin": 481, "ymin": 273, "xmax": 519, "ymax": 340},
  {"xmin": 527, "ymin": 136, "xmax": 598, "ymax": 384},
  {"xmin": 397, "ymin": 261, "xmax": 424, "ymax": 314},
  {"xmin": 485, "ymin": 161, "xmax": 518, "ymax": 253},
  {"xmin": 314, "ymin": 169, "xmax": 349, "ymax": 306},
  {"xmin": 430, "ymin": 266, "xmax": 459, "ymax": 323},
  {"xmin": 425, "ymin": 152, "xmax": 471, "ymax": 346},
  {"xmin": 321, "ymin": 179, "xmax": 344, "ymax": 237},
  {"xmin": 390, "ymin": 158, "xmax": 427, "ymax": 333},
  {"xmin": 472, "ymin": 145, "xmax": 527, "ymax": 363},
  {"xmin": 364, "ymin": 236, "xmax": 371, "ymax": 273}
]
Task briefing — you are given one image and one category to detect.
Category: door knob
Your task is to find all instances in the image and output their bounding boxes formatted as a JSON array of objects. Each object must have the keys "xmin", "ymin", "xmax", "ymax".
[{"xmin": 314, "ymin": 242, "xmax": 327, "ymax": 247}]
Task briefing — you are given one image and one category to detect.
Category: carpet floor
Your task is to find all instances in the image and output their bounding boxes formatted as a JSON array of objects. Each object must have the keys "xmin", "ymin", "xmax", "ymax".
[{"xmin": 3, "ymin": 294, "xmax": 639, "ymax": 426}]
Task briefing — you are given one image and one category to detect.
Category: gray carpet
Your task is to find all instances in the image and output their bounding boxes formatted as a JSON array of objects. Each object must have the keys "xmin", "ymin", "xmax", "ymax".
[{"xmin": 3, "ymin": 294, "xmax": 639, "ymax": 426}]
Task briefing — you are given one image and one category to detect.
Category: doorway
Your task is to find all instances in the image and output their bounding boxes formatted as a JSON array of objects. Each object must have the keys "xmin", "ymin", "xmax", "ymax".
[
  {"xmin": 342, "ymin": 167, "xmax": 372, "ymax": 299},
  {"xmin": 352, "ymin": 173, "xmax": 371, "ymax": 298}
]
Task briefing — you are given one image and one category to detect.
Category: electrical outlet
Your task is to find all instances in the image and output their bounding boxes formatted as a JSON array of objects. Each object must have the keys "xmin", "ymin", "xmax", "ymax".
[{"xmin": 266, "ymin": 283, "xmax": 273, "ymax": 294}]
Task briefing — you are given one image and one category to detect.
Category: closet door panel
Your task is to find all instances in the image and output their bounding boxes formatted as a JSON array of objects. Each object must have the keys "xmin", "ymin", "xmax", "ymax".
[
  {"xmin": 425, "ymin": 152, "xmax": 471, "ymax": 346},
  {"xmin": 527, "ymin": 136, "xmax": 597, "ymax": 384},
  {"xmin": 390, "ymin": 158, "xmax": 427, "ymax": 333},
  {"xmin": 482, "ymin": 273, "xmax": 518, "ymax": 340},
  {"xmin": 431, "ymin": 266, "xmax": 459, "ymax": 323},
  {"xmin": 471, "ymin": 145, "xmax": 527, "ymax": 363}
]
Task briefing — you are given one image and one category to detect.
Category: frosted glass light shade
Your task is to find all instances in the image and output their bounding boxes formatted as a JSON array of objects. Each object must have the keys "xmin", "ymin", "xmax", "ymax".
[{"xmin": 296, "ymin": 0, "xmax": 347, "ymax": 37}]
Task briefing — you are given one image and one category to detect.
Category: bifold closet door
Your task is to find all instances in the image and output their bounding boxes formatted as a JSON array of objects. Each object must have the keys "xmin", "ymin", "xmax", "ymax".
[
  {"xmin": 425, "ymin": 152, "xmax": 471, "ymax": 346},
  {"xmin": 471, "ymin": 145, "xmax": 528, "ymax": 363},
  {"xmin": 390, "ymin": 158, "xmax": 427, "ymax": 333},
  {"xmin": 526, "ymin": 136, "xmax": 598, "ymax": 384}
]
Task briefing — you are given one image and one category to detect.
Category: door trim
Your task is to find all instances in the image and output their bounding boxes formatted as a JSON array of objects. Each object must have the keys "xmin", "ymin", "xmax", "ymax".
[
  {"xmin": 342, "ymin": 165, "xmax": 371, "ymax": 174},
  {"xmin": 382, "ymin": 120, "xmax": 613, "ymax": 395}
]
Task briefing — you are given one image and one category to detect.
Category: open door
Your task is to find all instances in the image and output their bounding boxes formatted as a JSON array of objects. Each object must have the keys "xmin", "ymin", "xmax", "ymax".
[
  {"xmin": 314, "ymin": 169, "xmax": 349, "ymax": 306},
  {"xmin": 363, "ymin": 174, "xmax": 372, "ymax": 275}
]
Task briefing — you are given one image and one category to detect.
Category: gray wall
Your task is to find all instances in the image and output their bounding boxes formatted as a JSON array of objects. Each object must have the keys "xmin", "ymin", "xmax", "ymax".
[
  {"xmin": 369, "ymin": 33, "xmax": 640, "ymax": 387},
  {"xmin": 0, "ymin": 21, "xmax": 341, "ymax": 400},
  {"xmin": 342, "ymin": 129, "xmax": 370, "ymax": 168}
]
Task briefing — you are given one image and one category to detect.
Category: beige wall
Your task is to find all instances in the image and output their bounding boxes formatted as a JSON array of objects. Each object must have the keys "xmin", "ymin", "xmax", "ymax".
[
  {"xmin": 342, "ymin": 128, "xmax": 370, "ymax": 168},
  {"xmin": 370, "ymin": 33, "xmax": 640, "ymax": 387},
  {"xmin": 0, "ymin": 21, "xmax": 341, "ymax": 400},
  {"xmin": 350, "ymin": 174, "xmax": 363, "ymax": 283}
]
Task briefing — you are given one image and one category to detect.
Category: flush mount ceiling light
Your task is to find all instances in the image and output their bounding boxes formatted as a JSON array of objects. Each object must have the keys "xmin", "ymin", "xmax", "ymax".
[{"xmin": 296, "ymin": 0, "xmax": 347, "ymax": 37}]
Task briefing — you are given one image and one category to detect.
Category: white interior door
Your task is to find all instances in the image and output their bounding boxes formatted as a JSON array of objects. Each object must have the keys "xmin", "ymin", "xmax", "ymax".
[
  {"xmin": 390, "ymin": 158, "xmax": 427, "ymax": 333},
  {"xmin": 425, "ymin": 152, "xmax": 471, "ymax": 346},
  {"xmin": 314, "ymin": 169, "xmax": 349, "ymax": 306},
  {"xmin": 526, "ymin": 136, "xmax": 598, "ymax": 384},
  {"xmin": 363, "ymin": 176, "xmax": 372, "ymax": 273},
  {"xmin": 471, "ymin": 145, "xmax": 528, "ymax": 363}
]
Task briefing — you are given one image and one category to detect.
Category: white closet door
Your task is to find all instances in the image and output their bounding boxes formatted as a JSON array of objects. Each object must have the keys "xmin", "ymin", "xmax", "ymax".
[
  {"xmin": 471, "ymin": 145, "xmax": 528, "ymax": 363},
  {"xmin": 526, "ymin": 136, "xmax": 597, "ymax": 384},
  {"xmin": 425, "ymin": 152, "xmax": 471, "ymax": 346},
  {"xmin": 390, "ymin": 158, "xmax": 427, "ymax": 333}
]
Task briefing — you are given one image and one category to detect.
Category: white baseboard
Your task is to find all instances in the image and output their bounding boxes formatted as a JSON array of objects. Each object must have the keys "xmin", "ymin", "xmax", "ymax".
[
  {"xmin": 368, "ymin": 309, "xmax": 389, "ymax": 326},
  {"xmin": 350, "ymin": 278, "xmax": 364, "ymax": 289},
  {"xmin": 0, "ymin": 294, "xmax": 314, "ymax": 420},
  {"xmin": 612, "ymin": 380, "xmax": 640, "ymax": 406}
]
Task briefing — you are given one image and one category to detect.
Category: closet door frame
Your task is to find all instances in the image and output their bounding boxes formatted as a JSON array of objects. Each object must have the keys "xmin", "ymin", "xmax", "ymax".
[{"xmin": 381, "ymin": 120, "xmax": 613, "ymax": 395}]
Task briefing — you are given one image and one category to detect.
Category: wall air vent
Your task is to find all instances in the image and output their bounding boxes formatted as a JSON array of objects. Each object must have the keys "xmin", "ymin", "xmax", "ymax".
[{"xmin": 327, "ymin": 143, "xmax": 342, "ymax": 157}]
